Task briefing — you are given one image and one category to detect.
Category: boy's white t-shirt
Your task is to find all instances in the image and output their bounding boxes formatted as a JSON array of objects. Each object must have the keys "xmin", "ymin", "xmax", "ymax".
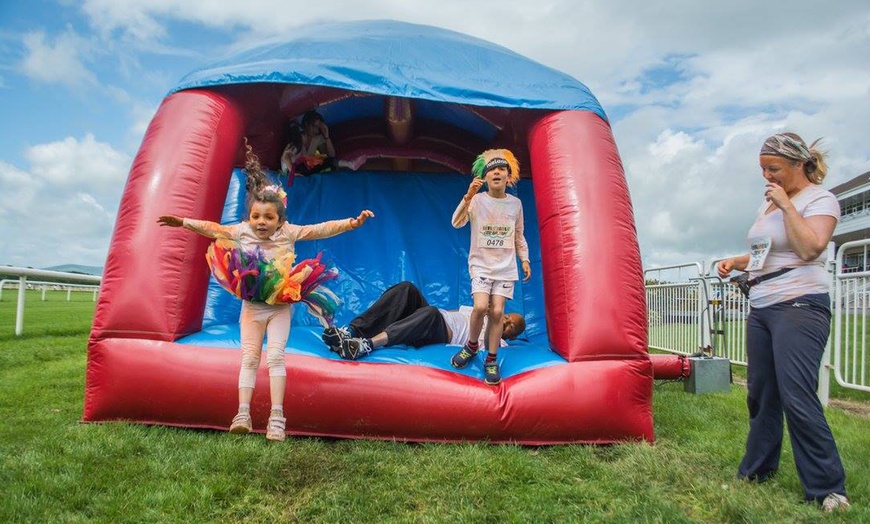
[
  {"xmin": 456, "ymin": 192, "xmax": 529, "ymax": 281},
  {"xmin": 747, "ymin": 184, "xmax": 840, "ymax": 308}
]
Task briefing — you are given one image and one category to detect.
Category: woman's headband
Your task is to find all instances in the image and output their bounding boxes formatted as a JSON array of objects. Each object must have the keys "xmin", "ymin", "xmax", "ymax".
[{"xmin": 760, "ymin": 133, "xmax": 812, "ymax": 163}]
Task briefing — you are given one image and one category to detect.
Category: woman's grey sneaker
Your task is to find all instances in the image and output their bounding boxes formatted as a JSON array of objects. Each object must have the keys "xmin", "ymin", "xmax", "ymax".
[{"xmin": 821, "ymin": 493, "xmax": 850, "ymax": 512}]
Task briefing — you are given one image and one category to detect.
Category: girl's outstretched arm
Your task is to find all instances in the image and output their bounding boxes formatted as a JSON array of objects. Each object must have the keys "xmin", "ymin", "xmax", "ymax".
[
  {"xmin": 157, "ymin": 215, "xmax": 184, "ymax": 228},
  {"xmin": 294, "ymin": 210, "xmax": 375, "ymax": 241},
  {"xmin": 157, "ymin": 215, "xmax": 233, "ymax": 239}
]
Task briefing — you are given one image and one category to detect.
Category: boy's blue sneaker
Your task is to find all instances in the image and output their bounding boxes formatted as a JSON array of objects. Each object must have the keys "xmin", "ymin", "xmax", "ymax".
[
  {"xmin": 322, "ymin": 326, "xmax": 352, "ymax": 351},
  {"xmin": 484, "ymin": 360, "xmax": 501, "ymax": 385},
  {"xmin": 451, "ymin": 345, "xmax": 478, "ymax": 368}
]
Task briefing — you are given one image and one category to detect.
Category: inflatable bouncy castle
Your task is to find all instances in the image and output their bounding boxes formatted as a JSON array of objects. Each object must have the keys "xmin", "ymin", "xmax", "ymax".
[{"xmin": 84, "ymin": 20, "xmax": 654, "ymax": 444}]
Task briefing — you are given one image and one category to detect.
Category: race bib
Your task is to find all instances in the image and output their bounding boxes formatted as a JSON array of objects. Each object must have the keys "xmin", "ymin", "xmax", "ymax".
[
  {"xmin": 745, "ymin": 236, "xmax": 771, "ymax": 272},
  {"xmin": 478, "ymin": 223, "xmax": 514, "ymax": 249}
]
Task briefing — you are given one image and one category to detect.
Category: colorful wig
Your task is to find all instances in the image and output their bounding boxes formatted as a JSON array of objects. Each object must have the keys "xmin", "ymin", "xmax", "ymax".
[{"xmin": 471, "ymin": 149, "xmax": 520, "ymax": 186}]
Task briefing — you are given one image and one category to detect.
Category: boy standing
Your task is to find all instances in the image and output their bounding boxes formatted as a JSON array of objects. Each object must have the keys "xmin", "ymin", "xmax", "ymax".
[{"xmin": 450, "ymin": 149, "xmax": 531, "ymax": 385}]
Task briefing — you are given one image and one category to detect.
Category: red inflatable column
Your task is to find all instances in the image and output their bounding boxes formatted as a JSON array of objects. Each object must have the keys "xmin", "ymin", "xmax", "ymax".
[
  {"xmin": 91, "ymin": 90, "xmax": 244, "ymax": 341},
  {"xmin": 527, "ymin": 111, "xmax": 647, "ymax": 362}
]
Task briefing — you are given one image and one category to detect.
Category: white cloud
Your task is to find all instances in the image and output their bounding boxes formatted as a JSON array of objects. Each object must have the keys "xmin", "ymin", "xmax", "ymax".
[
  {"xmin": 5, "ymin": 0, "xmax": 869, "ymax": 270},
  {"xmin": 0, "ymin": 137, "xmax": 129, "ymax": 267},
  {"xmin": 81, "ymin": 0, "xmax": 168, "ymax": 42},
  {"xmin": 25, "ymin": 134, "xmax": 130, "ymax": 195},
  {"xmin": 20, "ymin": 30, "xmax": 96, "ymax": 87},
  {"xmin": 128, "ymin": 103, "xmax": 158, "ymax": 143},
  {"xmin": 0, "ymin": 161, "xmax": 38, "ymax": 219}
]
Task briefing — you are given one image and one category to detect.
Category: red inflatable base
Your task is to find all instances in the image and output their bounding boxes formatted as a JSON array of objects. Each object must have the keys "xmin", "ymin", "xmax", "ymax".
[
  {"xmin": 649, "ymin": 354, "xmax": 692, "ymax": 380},
  {"xmin": 84, "ymin": 339, "xmax": 654, "ymax": 444}
]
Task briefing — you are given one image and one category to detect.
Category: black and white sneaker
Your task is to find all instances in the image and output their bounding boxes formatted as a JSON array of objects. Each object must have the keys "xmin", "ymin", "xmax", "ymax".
[
  {"xmin": 339, "ymin": 337, "xmax": 373, "ymax": 360},
  {"xmin": 322, "ymin": 326, "xmax": 352, "ymax": 352}
]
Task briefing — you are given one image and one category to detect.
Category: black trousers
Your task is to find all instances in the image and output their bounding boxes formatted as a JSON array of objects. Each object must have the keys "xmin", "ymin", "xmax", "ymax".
[
  {"xmin": 738, "ymin": 293, "xmax": 847, "ymax": 501},
  {"xmin": 349, "ymin": 282, "xmax": 449, "ymax": 347}
]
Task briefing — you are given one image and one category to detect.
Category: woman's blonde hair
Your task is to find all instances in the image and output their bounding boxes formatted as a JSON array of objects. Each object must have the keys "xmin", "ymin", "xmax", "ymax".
[{"xmin": 762, "ymin": 132, "xmax": 829, "ymax": 184}]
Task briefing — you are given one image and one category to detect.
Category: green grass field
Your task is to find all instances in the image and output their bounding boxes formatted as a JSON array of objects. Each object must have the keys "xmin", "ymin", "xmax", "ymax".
[{"xmin": 1, "ymin": 290, "xmax": 867, "ymax": 522}]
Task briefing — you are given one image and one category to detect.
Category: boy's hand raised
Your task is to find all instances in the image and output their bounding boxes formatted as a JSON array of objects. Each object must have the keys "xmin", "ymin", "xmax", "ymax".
[{"xmin": 464, "ymin": 179, "xmax": 484, "ymax": 201}]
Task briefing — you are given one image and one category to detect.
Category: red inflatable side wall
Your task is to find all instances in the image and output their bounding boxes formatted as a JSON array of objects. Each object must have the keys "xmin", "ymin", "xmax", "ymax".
[
  {"xmin": 527, "ymin": 111, "xmax": 648, "ymax": 362},
  {"xmin": 91, "ymin": 90, "xmax": 243, "ymax": 341}
]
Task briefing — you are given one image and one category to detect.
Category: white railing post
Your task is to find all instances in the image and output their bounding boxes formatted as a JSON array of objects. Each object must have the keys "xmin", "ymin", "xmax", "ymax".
[
  {"xmin": 15, "ymin": 276, "xmax": 26, "ymax": 336},
  {"xmin": 818, "ymin": 242, "xmax": 836, "ymax": 407},
  {"xmin": 697, "ymin": 260, "xmax": 714, "ymax": 353}
]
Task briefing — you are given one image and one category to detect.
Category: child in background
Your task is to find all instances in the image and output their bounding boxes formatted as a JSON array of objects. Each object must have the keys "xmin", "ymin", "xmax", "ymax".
[
  {"xmin": 280, "ymin": 111, "xmax": 366, "ymax": 176},
  {"xmin": 449, "ymin": 149, "xmax": 531, "ymax": 385},
  {"xmin": 158, "ymin": 139, "xmax": 374, "ymax": 441}
]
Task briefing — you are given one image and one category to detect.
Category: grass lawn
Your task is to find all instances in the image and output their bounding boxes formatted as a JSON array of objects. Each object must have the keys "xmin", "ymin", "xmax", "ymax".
[{"xmin": 1, "ymin": 290, "xmax": 868, "ymax": 522}]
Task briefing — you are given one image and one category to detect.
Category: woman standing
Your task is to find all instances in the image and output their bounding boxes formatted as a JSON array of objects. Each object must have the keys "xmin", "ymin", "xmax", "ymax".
[{"xmin": 717, "ymin": 132, "xmax": 849, "ymax": 512}]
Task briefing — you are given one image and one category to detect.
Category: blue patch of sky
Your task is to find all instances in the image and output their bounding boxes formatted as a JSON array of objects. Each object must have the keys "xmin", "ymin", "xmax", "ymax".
[
  {"xmin": 636, "ymin": 53, "xmax": 696, "ymax": 95},
  {"xmin": 604, "ymin": 104, "xmax": 638, "ymax": 122},
  {"xmin": 134, "ymin": 20, "xmax": 243, "ymax": 95},
  {"xmin": 714, "ymin": 100, "xmax": 822, "ymax": 125},
  {"xmin": 0, "ymin": 0, "xmax": 70, "ymax": 30},
  {"xmin": 0, "ymin": 5, "xmax": 242, "ymax": 166},
  {"xmin": 0, "ymin": 1, "xmax": 109, "ymax": 163}
]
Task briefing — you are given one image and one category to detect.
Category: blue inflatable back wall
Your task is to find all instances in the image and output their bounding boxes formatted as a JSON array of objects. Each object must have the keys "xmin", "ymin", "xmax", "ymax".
[{"xmin": 180, "ymin": 169, "xmax": 563, "ymax": 380}]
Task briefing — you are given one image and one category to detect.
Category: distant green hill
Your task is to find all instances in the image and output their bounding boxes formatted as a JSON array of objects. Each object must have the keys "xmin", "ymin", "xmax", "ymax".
[{"xmin": 42, "ymin": 264, "xmax": 103, "ymax": 276}]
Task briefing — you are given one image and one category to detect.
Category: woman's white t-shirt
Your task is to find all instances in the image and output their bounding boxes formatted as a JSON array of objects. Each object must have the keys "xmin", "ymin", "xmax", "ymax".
[{"xmin": 746, "ymin": 184, "xmax": 840, "ymax": 308}]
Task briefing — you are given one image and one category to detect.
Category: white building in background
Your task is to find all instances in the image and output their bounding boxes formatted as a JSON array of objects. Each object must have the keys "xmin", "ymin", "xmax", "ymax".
[{"xmin": 831, "ymin": 170, "xmax": 870, "ymax": 272}]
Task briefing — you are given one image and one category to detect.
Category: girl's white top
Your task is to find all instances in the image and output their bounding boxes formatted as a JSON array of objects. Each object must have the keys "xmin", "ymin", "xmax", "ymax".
[{"xmin": 182, "ymin": 217, "xmax": 353, "ymax": 259}]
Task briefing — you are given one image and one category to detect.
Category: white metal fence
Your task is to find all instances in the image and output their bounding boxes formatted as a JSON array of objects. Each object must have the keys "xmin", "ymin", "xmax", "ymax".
[
  {"xmin": 645, "ymin": 263, "xmax": 709, "ymax": 356},
  {"xmin": 646, "ymin": 242, "xmax": 870, "ymax": 400},
  {"xmin": 833, "ymin": 240, "xmax": 870, "ymax": 393},
  {"xmin": 0, "ymin": 279, "xmax": 99, "ymax": 302},
  {"xmin": 0, "ymin": 266, "xmax": 102, "ymax": 336}
]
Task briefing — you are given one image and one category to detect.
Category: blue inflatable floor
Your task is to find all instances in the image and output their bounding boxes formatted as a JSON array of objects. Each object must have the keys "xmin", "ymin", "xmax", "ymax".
[
  {"xmin": 178, "ymin": 325, "xmax": 565, "ymax": 380},
  {"xmin": 177, "ymin": 170, "xmax": 564, "ymax": 381}
]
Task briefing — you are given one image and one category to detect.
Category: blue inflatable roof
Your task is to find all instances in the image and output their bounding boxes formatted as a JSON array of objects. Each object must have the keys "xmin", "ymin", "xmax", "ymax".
[{"xmin": 170, "ymin": 19, "xmax": 605, "ymax": 119}]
